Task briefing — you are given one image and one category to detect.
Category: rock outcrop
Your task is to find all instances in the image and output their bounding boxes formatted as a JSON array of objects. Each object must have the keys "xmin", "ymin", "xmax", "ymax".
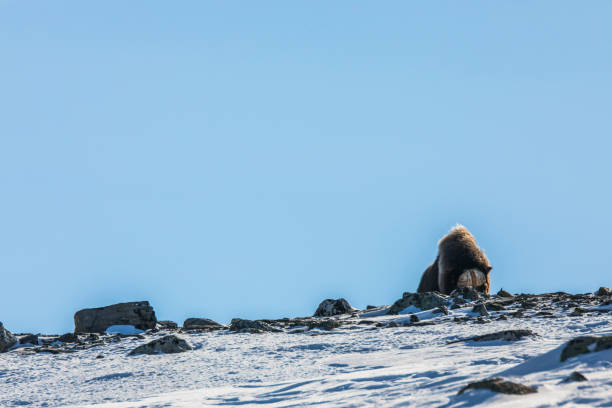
[
  {"xmin": 229, "ymin": 319, "xmax": 282, "ymax": 333},
  {"xmin": 387, "ymin": 292, "xmax": 449, "ymax": 315},
  {"xmin": 0, "ymin": 322, "xmax": 17, "ymax": 352},
  {"xmin": 19, "ymin": 334, "xmax": 39, "ymax": 345},
  {"xmin": 448, "ymin": 330, "xmax": 535, "ymax": 344},
  {"xmin": 129, "ymin": 335, "xmax": 192, "ymax": 355},
  {"xmin": 314, "ymin": 298, "xmax": 353, "ymax": 317},
  {"xmin": 560, "ymin": 335, "xmax": 612, "ymax": 362},
  {"xmin": 596, "ymin": 287, "xmax": 611, "ymax": 296},
  {"xmin": 458, "ymin": 377, "xmax": 537, "ymax": 395},
  {"xmin": 183, "ymin": 318, "xmax": 223, "ymax": 330},
  {"xmin": 74, "ymin": 301, "xmax": 157, "ymax": 334}
]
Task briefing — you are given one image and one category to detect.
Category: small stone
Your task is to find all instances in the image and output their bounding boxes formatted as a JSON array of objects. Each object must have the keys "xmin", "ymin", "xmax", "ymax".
[
  {"xmin": 433, "ymin": 305, "xmax": 449, "ymax": 315},
  {"xmin": 472, "ymin": 303, "xmax": 489, "ymax": 316},
  {"xmin": 458, "ymin": 377, "xmax": 537, "ymax": 395},
  {"xmin": 57, "ymin": 333, "xmax": 79, "ymax": 343},
  {"xmin": 571, "ymin": 307, "xmax": 588, "ymax": 316},
  {"xmin": 366, "ymin": 305, "xmax": 377, "ymax": 310},
  {"xmin": 596, "ymin": 287, "xmax": 611, "ymax": 296},
  {"xmin": 563, "ymin": 371, "xmax": 587, "ymax": 382},
  {"xmin": 387, "ymin": 321, "xmax": 398, "ymax": 328},
  {"xmin": 129, "ymin": 335, "xmax": 192, "ymax": 355},
  {"xmin": 497, "ymin": 289, "xmax": 513, "ymax": 297},
  {"xmin": 313, "ymin": 298, "xmax": 354, "ymax": 317},
  {"xmin": 96, "ymin": 354, "xmax": 104, "ymax": 359},
  {"xmin": 410, "ymin": 314, "xmax": 420, "ymax": 323}
]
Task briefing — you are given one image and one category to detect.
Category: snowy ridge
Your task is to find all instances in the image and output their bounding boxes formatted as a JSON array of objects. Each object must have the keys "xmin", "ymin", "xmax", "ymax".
[{"xmin": 1, "ymin": 291, "xmax": 611, "ymax": 407}]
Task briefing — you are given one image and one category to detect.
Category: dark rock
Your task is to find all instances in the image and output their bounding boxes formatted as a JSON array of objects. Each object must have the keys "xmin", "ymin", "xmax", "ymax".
[
  {"xmin": 19, "ymin": 334, "xmax": 39, "ymax": 345},
  {"xmin": 158, "ymin": 320, "xmax": 178, "ymax": 330},
  {"xmin": 129, "ymin": 335, "xmax": 192, "ymax": 355},
  {"xmin": 387, "ymin": 292, "xmax": 449, "ymax": 315},
  {"xmin": 183, "ymin": 318, "xmax": 222, "ymax": 330},
  {"xmin": 229, "ymin": 319, "xmax": 282, "ymax": 333},
  {"xmin": 453, "ymin": 297, "xmax": 467, "ymax": 305},
  {"xmin": 308, "ymin": 319, "xmax": 342, "ymax": 331},
  {"xmin": 57, "ymin": 333, "xmax": 79, "ymax": 343},
  {"xmin": 485, "ymin": 302, "xmax": 505, "ymax": 311},
  {"xmin": 560, "ymin": 335, "xmax": 612, "ymax": 362},
  {"xmin": 366, "ymin": 305, "xmax": 377, "ymax": 310},
  {"xmin": 451, "ymin": 287, "xmax": 482, "ymax": 302},
  {"xmin": 475, "ymin": 316, "xmax": 491, "ymax": 324},
  {"xmin": 449, "ymin": 329, "xmax": 535, "ymax": 344},
  {"xmin": 96, "ymin": 354, "xmax": 104, "ymax": 359},
  {"xmin": 410, "ymin": 314, "xmax": 420, "ymax": 323},
  {"xmin": 314, "ymin": 298, "xmax": 353, "ymax": 317},
  {"xmin": 563, "ymin": 371, "xmax": 587, "ymax": 382},
  {"xmin": 74, "ymin": 301, "xmax": 157, "ymax": 334},
  {"xmin": 596, "ymin": 287, "xmax": 611, "ymax": 296},
  {"xmin": 433, "ymin": 305, "xmax": 449, "ymax": 315},
  {"xmin": 0, "ymin": 322, "xmax": 17, "ymax": 352},
  {"xmin": 571, "ymin": 307, "xmax": 588, "ymax": 316},
  {"xmin": 458, "ymin": 377, "xmax": 537, "ymax": 395},
  {"xmin": 357, "ymin": 320, "xmax": 376, "ymax": 325},
  {"xmin": 520, "ymin": 301, "xmax": 537, "ymax": 309},
  {"xmin": 450, "ymin": 303, "xmax": 462, "ymax": 310},
  {"xmin": 497, "ymin": 289, "xmax": 513, "ymax": 297},
  {"xmin": 387, "ymin": 321, "xmax": 398, "ymax": 328},
  {"xmin": 472, "ymin": 303, "xmax": 489, "ymax": 316}
]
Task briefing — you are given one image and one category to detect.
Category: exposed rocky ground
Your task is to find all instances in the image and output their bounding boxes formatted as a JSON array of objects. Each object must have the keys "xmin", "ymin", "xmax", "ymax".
[{"xmin": 0, "ymin": 287, "xmax": 610, "ymax": 407}]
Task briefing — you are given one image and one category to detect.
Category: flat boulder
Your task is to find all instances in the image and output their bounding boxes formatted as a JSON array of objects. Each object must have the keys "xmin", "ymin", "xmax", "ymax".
[
  {"xmin": 158, "ymin": 320, "xmax": 178, "ymax": 330},
  {"xmin": 183, "ymin": 318, "xmax": 223, "ymax": 330},
  {"xmin": 458, "ymin": 377, "xmax": 537, "ymax": 395},
  {"xmin": 449, "ymin": 329, "xmax": 535, "ymax": 344},
  {"xmin": 0, "ymin": 322, "xmax": 17, "ymax": 352},
  {"xmin": 74, "ymin": 301, "xmax": 157, "ymax": 334},
  {"xmin": 19, "ymin": 334, "xmax": 39, "ymax": 345},
  {"xmin": 596, "ymin": 287, "xmax": 611, "ymax": 296},
  {"xmin": 387, "ymin": 292, "xmax": 449, "ymax": 315},
  {"xmin": 313, "ymin": 298, "xmax": 353, "ymax": 317},
  {"xmin": 57, "ymin": 332, "xmax": 79, "ymax": 343},
  {"xmin": 560, "ymin": 335, "xmax": 612, "ymax": 362},
  {"xmin": 229, "ymin": 319, "xmax": 281, "ymax": 333},
  {"xmin": 129, "ymin": 335, "xmax": 192, "ymax": 355}
]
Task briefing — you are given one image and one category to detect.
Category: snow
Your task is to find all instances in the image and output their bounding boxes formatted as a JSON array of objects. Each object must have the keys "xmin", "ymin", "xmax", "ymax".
[
  {"xmin": 1, "ymin": 299, "xmax": 611, "ymax": 407},
  {"xmin": 105, "ymin": 325, "xmax": 145, "ymax": 335}
]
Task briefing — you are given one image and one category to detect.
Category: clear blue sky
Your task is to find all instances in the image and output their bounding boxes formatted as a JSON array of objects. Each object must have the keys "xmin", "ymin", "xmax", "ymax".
[{"xmin": 2, "ymin": 2, "xmax": 611, "ymax": 334}]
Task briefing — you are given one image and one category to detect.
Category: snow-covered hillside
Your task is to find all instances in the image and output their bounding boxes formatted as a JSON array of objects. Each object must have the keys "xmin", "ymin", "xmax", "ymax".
[{"xmin": 1, "ymin": 290, "xmax": 611, "ymax": 407}]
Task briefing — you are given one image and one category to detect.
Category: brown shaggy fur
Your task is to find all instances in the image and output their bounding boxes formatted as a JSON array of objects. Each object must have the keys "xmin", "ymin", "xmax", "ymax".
[{"xmin": 417, "ymin": 225, "xmax": 492, "ymax": 295}]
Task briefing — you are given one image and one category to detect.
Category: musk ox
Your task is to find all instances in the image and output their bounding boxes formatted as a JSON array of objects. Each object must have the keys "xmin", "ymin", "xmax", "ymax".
[{"xmin": 417, "ymin": 225, "xmax": 492, "ymax": 295}]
